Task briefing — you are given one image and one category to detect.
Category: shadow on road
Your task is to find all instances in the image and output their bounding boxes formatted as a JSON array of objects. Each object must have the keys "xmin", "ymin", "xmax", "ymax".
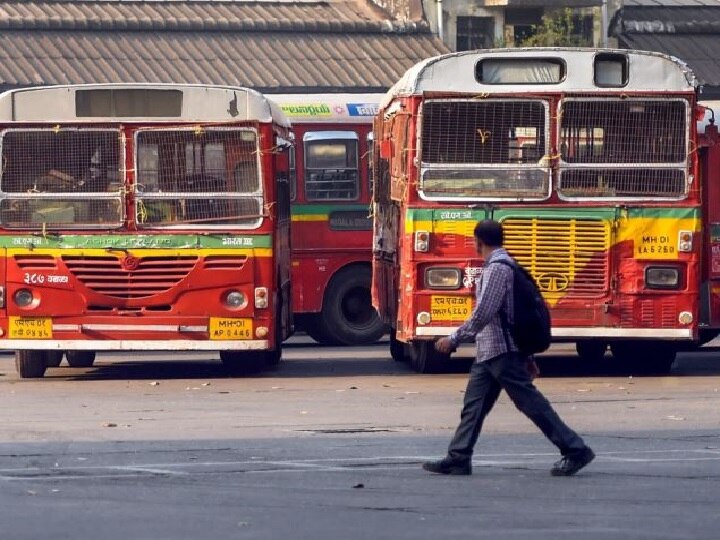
[{"xmin": 34, "ymin": 346, "xmax": 720, "ymax": 382}]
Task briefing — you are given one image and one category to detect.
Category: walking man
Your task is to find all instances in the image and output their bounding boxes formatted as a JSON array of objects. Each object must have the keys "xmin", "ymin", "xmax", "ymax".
[{"xmin": 423, "ymin": 220, "xmax": 595, "ymax": 476}]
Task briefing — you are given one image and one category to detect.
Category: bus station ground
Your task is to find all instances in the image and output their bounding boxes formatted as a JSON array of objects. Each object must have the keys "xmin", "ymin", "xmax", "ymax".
[{"xmin": 0, "ymin": 338, "xmax": 718, "ymax": 539}]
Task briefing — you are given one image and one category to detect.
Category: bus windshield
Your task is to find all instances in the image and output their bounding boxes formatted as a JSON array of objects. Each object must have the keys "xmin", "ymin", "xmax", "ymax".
[
  {"xmin": 419, "ymin": 99, "xmax": 549, "ymax": 200},
  {"xmin": 0, "ymin": 128, "xmax": 123, "ymax": 229},
  {"xmin": 135, "ymin": 128, "xmax": 263, "ymax": 228}
]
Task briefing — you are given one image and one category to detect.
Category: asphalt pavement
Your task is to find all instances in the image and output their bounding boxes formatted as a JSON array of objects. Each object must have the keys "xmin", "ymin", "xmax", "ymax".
[{"xmin": 0, "ymin": 339, "xmax": 718, "ymax": 539}]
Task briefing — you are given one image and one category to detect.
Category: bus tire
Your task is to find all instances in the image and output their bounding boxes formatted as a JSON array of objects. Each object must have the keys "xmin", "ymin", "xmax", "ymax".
[
  {"xmin": 66, "ymin": 351, "xmax": 96, "ymax": 368},
  {"xmin": 45, "ymin": 351, "xmax": 64, "ymax": 368},
  {"xmin": 15, "ymin": 351, "xmax": 47, "ymax": 379},
  {"xmin": 318, "ymin": 266, "xmax": 386, "ymax": 346},
  {"xmin": 410, "ymin": 341, "xmax": 447, "ymax": 374},
  {"xmin": 610, "ymin": 341, "xmax": 676, "ymax": 375},
  {"xmin": 575, "ymin": 341, "xmax": 607, "ymax": 363},
  {"xmin": 390, "ymin": 329, "xmax": 408, "ymax": 362}
]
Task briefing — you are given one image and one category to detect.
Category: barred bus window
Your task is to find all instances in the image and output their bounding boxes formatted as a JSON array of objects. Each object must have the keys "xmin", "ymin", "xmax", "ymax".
[
  {"xmin": 0, "ymin": 129, "xmax": 123, "ymax": 228},
  {"xmin": 419, "ymin": 100, "xmax": 549, "ymax": 199},
  {"xmin": 135, "ymin": 128, "xmax": 262, "ymax": 228},
  {"xmin": 559, "ymin": 99, "xmax": 688, "ymax": 198},
  {"xmin": 304, "ymin": 131, "xmax": 359, "ymax": 201}
]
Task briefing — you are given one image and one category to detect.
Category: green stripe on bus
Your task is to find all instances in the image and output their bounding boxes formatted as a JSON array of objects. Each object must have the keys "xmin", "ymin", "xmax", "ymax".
[
  {"xmin": 291, "ymin": 204, "xmax": 370, "ymax": 216},
  {"xmin": 0, "ymin": 234, "xmax": 273, "ymax": 249}
]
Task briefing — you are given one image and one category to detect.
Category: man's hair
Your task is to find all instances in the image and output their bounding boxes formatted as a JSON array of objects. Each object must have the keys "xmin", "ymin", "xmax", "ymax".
[{"xmin": 474, "ymin": 220, "xmax": 504, "ymax": 247}]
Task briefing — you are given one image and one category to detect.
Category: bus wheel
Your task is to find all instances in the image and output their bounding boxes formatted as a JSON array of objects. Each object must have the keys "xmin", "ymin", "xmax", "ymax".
[
  {"xmin": 610, "ymin": 341, "xmax": 676, "ymax": 375},
  {"xmin": 410, "ymin": 341, "xmax": 447, "ymax": 374},
  {"xmin": 15, "ymin": 351, "xmax": 47, "ymax": 379},
  {"xmin": 45, "ymin": 351, "xmax": 64, "ymax": 368},
  {"xmin": 390, "ymin": 329, "xmax": 408, "ymax": 362},
  {"xmin": 319, "ymin": 267, "xmax": 386, "ymax": 346},
  {"xmin": 575, "ymin": 341, "xmax": 607, "ymax": 363},
  {"xmin": 66, "ymin": 351, "xmax": 96, "ymax": 368}
]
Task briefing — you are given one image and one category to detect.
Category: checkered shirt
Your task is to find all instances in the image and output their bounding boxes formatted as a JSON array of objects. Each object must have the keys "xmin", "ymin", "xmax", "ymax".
[{"xmin": 448, "ymin": 248, "xmax": 518, "ymax": 362}]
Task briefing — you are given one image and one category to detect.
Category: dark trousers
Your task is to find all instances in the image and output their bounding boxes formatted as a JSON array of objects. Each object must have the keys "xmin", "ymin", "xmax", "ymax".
[{"xmin": 448, "ymin": 352, "xmax": 587, "ymax": 462}]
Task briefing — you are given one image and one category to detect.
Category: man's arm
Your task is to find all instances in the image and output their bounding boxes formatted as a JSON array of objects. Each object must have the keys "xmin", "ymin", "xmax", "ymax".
[{"xmin": 447, "ymin": 263, "xmax": 510, "ymax": 348}]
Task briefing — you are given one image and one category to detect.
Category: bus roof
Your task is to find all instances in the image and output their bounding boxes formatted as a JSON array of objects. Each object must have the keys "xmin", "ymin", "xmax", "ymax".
[
  {"xmin": 382, "ymin": 48, "xmax": 697, "ymax": 106},
  {"xmin": 0, "ymin": 84, "xmax": 291, "ymax": 127},
  {"xmin": 270, "ymin": 93, "xmax": 383, "ymax": 124}
]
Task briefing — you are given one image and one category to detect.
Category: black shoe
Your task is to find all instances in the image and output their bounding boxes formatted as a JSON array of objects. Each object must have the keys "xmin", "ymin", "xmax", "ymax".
[
  {"xmin": 422, "ymin": 458, "xmax": 471, "ymax": 476},
  {"xmin": 551, "ymin": 447, "xmax": 595, "ymax": 477}
]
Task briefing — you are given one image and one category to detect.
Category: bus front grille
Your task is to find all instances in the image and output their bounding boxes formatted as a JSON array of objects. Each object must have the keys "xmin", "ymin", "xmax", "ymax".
[
  {"xmin": 62, "ymin": 256, "xmax": 198, "ymax": 299},
  {"xmin": 502, "ymin": 217, "xmax": 610, "ymax": 298}
]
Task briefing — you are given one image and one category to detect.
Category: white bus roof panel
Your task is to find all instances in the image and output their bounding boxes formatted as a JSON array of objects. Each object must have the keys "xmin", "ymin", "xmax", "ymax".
[
  {"xmin": 382, "ymin": 48, "xmax": 697, "ymax": 107},
  {"xmin": 270, "ymin": 93, "xmax": 383, "ymax": 124},
  {"xmin": 0, "ymin": 84, "xmax": 290, "ymax": 126}
]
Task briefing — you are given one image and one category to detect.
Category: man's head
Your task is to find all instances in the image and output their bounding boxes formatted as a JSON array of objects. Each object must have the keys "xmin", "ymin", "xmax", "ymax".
[{"xmin": 473, "ymin": 219, "xmax": 503, "ymax": 257}]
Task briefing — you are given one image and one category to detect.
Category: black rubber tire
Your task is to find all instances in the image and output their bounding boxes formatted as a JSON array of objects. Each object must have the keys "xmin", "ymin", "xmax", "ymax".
[
  {"xmin": 390, "ymin": 329, "xmax": 408, "ymax": 362},
  {"xmin": 575, "ymin": 340, "xmax": 608, "ymax": 363},
  {"xmin": 66, "ymin": 351, "xmax": 96, "ymax": 368},
  {"xmin": 316, "ymin": 266, "xmax": 386, "ymax": 346},
  {"xmin": 410, "ymin": 341, "xmax": 448, "ymax": 374},
  {"xmin": 304, "ymin": 315, "xmax": 332, "ymax": 345},
  {"xmin": 610, "ymin": 341, "xmax": 676, "ymax": 375},
  {"xmin": 15, "ymin": 351, "xmax": 47, "ymax": 379},
  {"xmin": 45, "ymin": 351, "xmax": 64, "ymax": 368}
]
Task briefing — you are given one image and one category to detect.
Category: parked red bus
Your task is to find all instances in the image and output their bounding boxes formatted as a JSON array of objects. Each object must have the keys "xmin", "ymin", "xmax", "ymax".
[
  {"xmin": 0, "ymin": 84, "xmax": 292, "ymax": 377},
  {"xmin": 273, "ymin": 93, "xmax": 386, "ymax": 345},
  {"xmin": 373, "ymin": 48, "xmax": 709, "ymax": 373}
]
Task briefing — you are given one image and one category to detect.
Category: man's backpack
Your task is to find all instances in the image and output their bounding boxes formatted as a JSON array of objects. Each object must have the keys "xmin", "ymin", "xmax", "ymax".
[{"xmin": 492, "ymin": 259, "xmax": 552, "ymax": 356}]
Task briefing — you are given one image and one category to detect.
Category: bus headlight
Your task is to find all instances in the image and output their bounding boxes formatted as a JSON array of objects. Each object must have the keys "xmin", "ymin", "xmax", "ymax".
[
  {"xmin": 645, "ymin": 267, "xmax": 680, "ymax": 289},
  {"xmin": 224, "ymin": 291, "xmax": 247, "ymax": 309},
  {"xmin": 14, "ymin": 289, "xmax": 34, "ymax": 307},
  {"xmin": 678, "ymin": 311, "xmax": 693, "ymax": 325},
  {"xmin": 425, "ymin": 268, "xmax": 462, "ymax": 290}
]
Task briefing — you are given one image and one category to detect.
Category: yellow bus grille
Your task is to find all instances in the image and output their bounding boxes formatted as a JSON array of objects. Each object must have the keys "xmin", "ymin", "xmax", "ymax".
[{"xmin": 503, "ymin": 218, "xmax": 611, "ymax": 299}]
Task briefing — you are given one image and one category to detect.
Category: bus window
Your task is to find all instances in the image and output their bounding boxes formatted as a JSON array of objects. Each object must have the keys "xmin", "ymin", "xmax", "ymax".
[
  {"xmin": 304, "ymin": 131, "xmax": 359, "ymax": 201},
  {"xmin": 366, "ymin": 132, "xmax": 374, "ymax": 197},
  {"xmin": 0, "ymin": 129, "xmax": 123, "ymax": 228},
  {"xmin": 289, "ymin": 146, "xmax": 297, "ymax": 201},
  {"xmin": 135, "ymin": 128, "xmax": 262, "ymax": 227}
]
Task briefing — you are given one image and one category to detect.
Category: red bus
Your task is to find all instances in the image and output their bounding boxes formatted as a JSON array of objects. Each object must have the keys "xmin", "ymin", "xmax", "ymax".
[
  {"xmin": 373, "ymin": 48, "xmax": 708, "ymax": 373},
  {"xmin": 273, "ymin": 94, "xmax": 386, "ymax": 345},
  {"xmin": 0, "ymin": 84, "xmax": 293, "ymax": 377}
]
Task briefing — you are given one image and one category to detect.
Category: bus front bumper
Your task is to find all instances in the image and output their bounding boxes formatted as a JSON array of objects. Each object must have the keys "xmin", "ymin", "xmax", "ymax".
[
  {"xmin": 0, "ymin": 339, "xmax": 269, "ymax": 351},
  {"xmin": 414, "ymin": 327, "xmax": 694, "ymax": 340}
]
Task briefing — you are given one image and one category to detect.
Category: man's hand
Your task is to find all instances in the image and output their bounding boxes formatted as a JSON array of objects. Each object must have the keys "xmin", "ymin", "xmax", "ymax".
[
  {"xmin": 526, "ymin": 358, "xmax": 540, "ymax": 380},
  {"xmin": 435, "ymin": 337, "xmax": 454, "ymax": 354}
]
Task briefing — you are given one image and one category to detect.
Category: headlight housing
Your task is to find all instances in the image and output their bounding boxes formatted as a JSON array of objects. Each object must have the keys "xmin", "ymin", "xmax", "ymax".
[
  {"xmin": 14, "ymin": 289, "xmax": 34, "ymax": 307},
  {"xmin": 224, "ymin": 291, "xmax": 247, "ymax": 309},
  {"xmin": 425, "ymin": 267, "xmax": 462, "ymax": 290},
  {"xmin": 645, "ymin": 267, "xmax": 680, "ymax": 290}
]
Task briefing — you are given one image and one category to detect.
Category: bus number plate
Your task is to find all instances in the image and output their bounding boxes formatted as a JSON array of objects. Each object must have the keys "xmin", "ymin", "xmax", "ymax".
[
  {"xmin": 8, "ymin": 317, "xmax": 53, "ymax": 339},
  {"xmin": 430, "ymin": 296, "xmax": 473, "ymax": 321},
  {"xmin": 209, "ymin": 318, "xmax": 253, "ymax": 340}
]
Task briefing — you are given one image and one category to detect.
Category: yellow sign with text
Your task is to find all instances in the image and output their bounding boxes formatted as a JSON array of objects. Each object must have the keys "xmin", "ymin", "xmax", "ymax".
[
  {"xmin": 209, "ymin": 318, "xmax": 253, "ymax": 340},
  {"xmin": 8, "ymin": 317, "xmax": 52, "ymax": 339},
  {"xmin": 431, "ymin": 296, "xmax": 473, "ymax": 322}
]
